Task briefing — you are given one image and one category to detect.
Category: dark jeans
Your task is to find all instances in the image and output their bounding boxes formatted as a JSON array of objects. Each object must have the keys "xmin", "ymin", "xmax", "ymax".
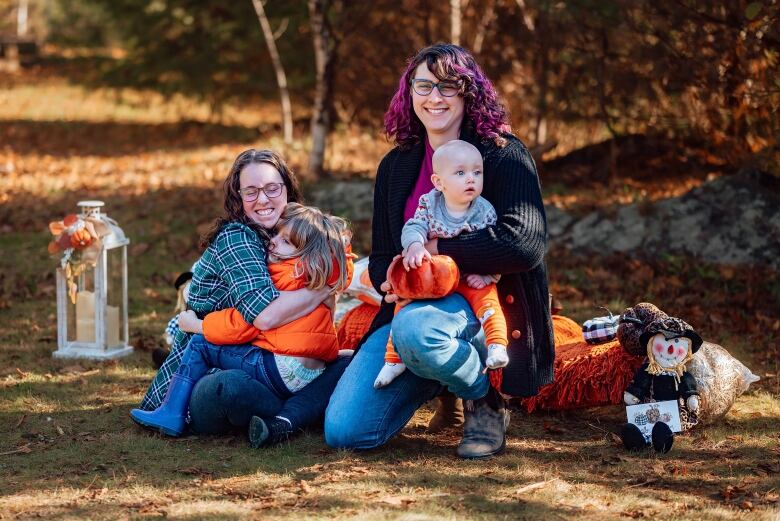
[
  {"xmin": 181, "ymin": 335, "xmax": 292, "ymax": 399},
  {"xmin": 189, "ymin": 355, "xmax": 350, "ymax": 435}
]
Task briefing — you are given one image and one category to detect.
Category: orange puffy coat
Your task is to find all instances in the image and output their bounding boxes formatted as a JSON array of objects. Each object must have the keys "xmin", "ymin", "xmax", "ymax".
[{"xmin": 202, "ymin": 251, "xmax": 354, "ymax": 362}]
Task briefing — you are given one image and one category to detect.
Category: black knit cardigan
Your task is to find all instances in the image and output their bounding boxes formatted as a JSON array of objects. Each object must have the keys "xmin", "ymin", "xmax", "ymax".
[{"xmin": 361, "ymin": 126, "xmax": 555, "ymax": 397}]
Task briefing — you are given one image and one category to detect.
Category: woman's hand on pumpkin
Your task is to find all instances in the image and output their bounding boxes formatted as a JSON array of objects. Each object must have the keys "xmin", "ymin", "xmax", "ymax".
[
  {"xmin": 177, "ymin": 310, "xmax": 203, "ymax": 334},
  {"xmin": 380, "ymin": 280, "xmax": 399, "ymax": 304},
  {"xmin": 402, "ymin": 242, "xmax": 431, "ymax": 270}
]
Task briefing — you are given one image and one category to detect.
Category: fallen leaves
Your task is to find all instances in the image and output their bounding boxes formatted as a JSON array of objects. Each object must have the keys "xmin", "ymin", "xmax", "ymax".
[
  {"xmin": 719, "ymin": 481, "xmax": 780, "ymax": 509},
  {"xmin": 542, "ymin": 421, "xmax": 567, "ymax": 435},
  {"xmin": 600, "ymin": 455, "xmax": 629, "ymax": 466},
  {"xmin": 378, "ymin": 495, "xmax": 416, "ymax": 507}
]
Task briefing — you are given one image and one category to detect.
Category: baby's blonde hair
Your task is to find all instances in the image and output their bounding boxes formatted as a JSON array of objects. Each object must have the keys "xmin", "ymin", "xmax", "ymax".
[
  {"xmin": 431, "ymin": 139, "xmax": 482, "ymax": 176},
  {"xmin": 272, "ymin": 203, "xmax": 351, "ymax": 292}
]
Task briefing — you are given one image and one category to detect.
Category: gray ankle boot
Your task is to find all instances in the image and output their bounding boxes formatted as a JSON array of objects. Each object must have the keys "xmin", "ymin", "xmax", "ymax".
[{"xmin": 456, "ymin": 386, "xmax": 509, "ymax": 459}]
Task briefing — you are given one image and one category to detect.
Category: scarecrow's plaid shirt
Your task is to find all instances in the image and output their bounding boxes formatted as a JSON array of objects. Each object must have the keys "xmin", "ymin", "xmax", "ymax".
[{"xmin": 140, "ymin": 222, "xmax": 278, "ymax": 410}]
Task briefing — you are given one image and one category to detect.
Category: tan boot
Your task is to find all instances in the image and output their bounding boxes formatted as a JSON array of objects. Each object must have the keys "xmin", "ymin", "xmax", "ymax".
[{"xmin": 427, "ymin": 390, "xmax": 464, "ymax": 433}]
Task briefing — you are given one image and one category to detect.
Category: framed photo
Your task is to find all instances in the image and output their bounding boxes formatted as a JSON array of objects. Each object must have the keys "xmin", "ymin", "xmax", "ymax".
[{"xmin": 626, "ymin": 400, "xmax": 682, "ymax": 441}]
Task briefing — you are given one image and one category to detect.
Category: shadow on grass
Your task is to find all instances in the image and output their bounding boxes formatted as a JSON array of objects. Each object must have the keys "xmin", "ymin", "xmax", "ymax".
[{"xmin": 1, "ymin": 368, "xmax": 778, "ymax": 519}]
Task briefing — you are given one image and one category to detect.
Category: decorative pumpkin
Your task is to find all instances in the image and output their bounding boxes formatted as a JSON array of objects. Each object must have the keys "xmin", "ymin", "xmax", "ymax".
[
  {"xmin": 386, "ymin": 254, "xmax": 460, "ymax": 300},
  {"xmin": 70, "ymin": 227, "xmax": 93, "ymax": 248}
]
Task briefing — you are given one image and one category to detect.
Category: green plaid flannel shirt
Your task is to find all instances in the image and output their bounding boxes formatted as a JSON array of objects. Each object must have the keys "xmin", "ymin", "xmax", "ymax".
[{"xmin": 140, "ymin": 222, "xmax": 278, "ymax": 410}]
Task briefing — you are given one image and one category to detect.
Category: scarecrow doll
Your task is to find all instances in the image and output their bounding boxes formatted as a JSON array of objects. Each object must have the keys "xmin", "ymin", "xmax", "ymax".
[{"xmin": 618, "ymin": 304, "xmax": 703, "ymax": 453}]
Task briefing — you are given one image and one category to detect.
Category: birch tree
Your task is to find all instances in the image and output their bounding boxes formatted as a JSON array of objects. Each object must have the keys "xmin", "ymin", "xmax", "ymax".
[
  {"xmin": 450, "ymin": 0, "xmax": 461, "ymax": 45},
  {"xmin": 251, "ymin": 0, "xmax": 293, "ymax": 144},
  {"xmin": 307, "ymin": 0, "xmax": 334, "ymax": 179}
]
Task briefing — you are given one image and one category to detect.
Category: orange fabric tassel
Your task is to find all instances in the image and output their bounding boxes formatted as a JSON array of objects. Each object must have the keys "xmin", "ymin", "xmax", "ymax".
[{"xmin": 489, "ymin": 368, "xmax": 503, "ymax": 391}]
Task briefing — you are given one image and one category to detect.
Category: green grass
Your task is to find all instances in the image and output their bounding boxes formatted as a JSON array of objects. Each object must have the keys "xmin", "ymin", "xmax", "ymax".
[{"xmin": 1, "ymin": 67, "xmax": 779, "ymax": 520}]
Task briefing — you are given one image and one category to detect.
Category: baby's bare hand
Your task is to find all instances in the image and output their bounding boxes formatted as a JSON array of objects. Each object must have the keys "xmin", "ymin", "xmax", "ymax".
[
  {"xmin": 466, "ymin": 274, "xmax": 488, "ymax": 289},
  {"xmin": 402, "ymin": 243, "xmax": 431, "ymax": 271}
]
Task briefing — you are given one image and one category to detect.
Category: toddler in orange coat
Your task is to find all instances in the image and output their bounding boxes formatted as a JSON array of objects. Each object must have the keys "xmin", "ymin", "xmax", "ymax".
[
  {"xmin": 178, "ymin": 203, "xmax": 355, "ymax": 376},
  {"xmin": 130, "ymin": 204, "xmax": 353, "ymax": 440}
]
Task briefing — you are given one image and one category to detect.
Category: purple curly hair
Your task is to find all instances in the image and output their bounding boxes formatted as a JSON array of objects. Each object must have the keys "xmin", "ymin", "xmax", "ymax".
[{"xmin": 384, "ymin": 43, "xmax": 511, "ymax": 148}]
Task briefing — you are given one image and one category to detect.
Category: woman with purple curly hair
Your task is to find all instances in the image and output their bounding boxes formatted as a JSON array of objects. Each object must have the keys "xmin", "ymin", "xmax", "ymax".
[{"xmin": 325, "ymin": 44, "xmax": 554, "ymax": 458}]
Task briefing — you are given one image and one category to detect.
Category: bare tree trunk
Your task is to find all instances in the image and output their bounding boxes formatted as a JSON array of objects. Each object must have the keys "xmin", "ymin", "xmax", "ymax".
[
  {"xmin": 514, "ymin": 0, "xmax": 535, "ymax": 31},
  {"xmin": 595, "ymin": 27, "xmax": 619, "ymax": 181},
  {"xmin": 472, "ymin": 0, "xmax": 496, "ymax": 55},
  {"xmin": 308, "ymin": 0, "xmax": 334, "ymax": 179},
  {"xmin": 17, "ymin": 0, "xmax": 29, "ymax": 37},
  {"xmin": 251, "ymin": 0, "xmax": 293, "ymax": 145},
  {"xmin": 532, "ymin": 5, "xmax": 549, "ymax": 147},
  {"xmin": 450, "ymin": 0, "xmax": 461, "ymax": 45}
]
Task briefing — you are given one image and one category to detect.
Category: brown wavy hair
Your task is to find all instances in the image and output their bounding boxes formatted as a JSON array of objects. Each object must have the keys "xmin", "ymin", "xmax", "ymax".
[
  {"xmin": 271, "ymin": 203, "xmax": 351, "ymax": 292},
  {"xmin": 201, "ymin": 149, "xmax": 302, "ymax": 248}
]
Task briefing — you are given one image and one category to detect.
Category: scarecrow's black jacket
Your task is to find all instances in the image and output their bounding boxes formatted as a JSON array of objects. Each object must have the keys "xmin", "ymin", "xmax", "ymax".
[
  {"xmin": 627, "ymin": 363, "xmax": 699, "ymax": 401},
  {"xmin": 361, "ymin": 127, "xmax": 555, "ymax": 397}
]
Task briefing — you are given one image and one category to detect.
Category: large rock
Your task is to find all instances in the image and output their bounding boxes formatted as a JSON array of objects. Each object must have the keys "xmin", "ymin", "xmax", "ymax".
[
  {"xmin": 306, "ymin": 179, "xmax": 375, "ymax": 223},
  {"xmin": 548, "ymin": 170, "xmax": 780, "ymax": 268}
]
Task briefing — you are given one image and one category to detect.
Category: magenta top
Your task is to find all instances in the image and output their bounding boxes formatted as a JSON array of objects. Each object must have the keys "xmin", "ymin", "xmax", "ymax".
[{"xmin": 403, "ymin": 138, "xmax": 436, "ymax": 222}]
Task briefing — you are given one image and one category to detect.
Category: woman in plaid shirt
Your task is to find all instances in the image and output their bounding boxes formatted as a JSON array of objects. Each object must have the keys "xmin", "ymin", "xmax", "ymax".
[{"xmin": 136, "ymin": 149, "xmax": 350, "ymax": 444}]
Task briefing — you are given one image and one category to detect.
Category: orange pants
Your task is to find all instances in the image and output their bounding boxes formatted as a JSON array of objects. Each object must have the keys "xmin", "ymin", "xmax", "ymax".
[{"xmin": 384, "ymin": 280, "xmax": 508, "ymax": 364}]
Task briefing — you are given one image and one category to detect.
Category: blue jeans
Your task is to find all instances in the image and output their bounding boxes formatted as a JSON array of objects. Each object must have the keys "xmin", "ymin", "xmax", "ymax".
[
  {"xmin": 189, "ymin": 369, "xmax": 285, "ymax": 434},
  {"xmin": 324, "ymin": 293, "xmax": 488, "ymax": 449},
  {"xmin": 189, "ymin": 354, "xmax": 351, "ymax": 435},
  {"xmin": 178, "ymin": 334, "xmax": 292, "ymax": 399}
]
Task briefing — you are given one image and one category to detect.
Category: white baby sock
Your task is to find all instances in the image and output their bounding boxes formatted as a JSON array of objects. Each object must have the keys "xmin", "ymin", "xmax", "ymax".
[
  {"xmin": 374, "ymin": 362, "xmax": 407, "ymax": 389},
  {"xmin": 485, "ymin": 344, "xmax": 509, "ymax": 369}
]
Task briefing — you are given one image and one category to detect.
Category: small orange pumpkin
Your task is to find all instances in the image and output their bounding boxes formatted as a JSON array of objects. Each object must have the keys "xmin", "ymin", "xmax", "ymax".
[
  {"xmin": 386, "ymin": 254, "xmax": 460, "ymax": 300},
  {"xmin": 70, "ymin": 228, "xmax": 93, "ymax": 248}
]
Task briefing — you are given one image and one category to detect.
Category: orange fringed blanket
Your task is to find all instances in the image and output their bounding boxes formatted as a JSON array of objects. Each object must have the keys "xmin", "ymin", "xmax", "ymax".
[
  {"xmin": 336, "ymin": 302, "xmax": 380, "ymax": 349},
  {"xmin": 521, "ymin": 315, "xmax": 644, "ymax": 412},
  {"xmin": 336, "ymin": 305, "xmax": 643, "ymax": 412}
]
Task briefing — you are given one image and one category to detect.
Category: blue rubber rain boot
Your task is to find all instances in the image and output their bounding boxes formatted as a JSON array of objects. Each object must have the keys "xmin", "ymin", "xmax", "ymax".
[{"xmin": 130, "ymin": 373, "xmax": 195, "ymax": 436}]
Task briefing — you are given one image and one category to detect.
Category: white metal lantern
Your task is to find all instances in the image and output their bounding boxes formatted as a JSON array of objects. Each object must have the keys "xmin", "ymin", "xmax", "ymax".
[{"xmin": 53, "ymin": 201, "xmax": 132, "ymax": 359}]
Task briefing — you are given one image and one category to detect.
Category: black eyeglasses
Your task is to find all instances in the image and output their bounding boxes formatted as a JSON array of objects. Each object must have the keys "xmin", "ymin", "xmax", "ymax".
[
  {"xmin": 410, "ymin": 78, "xmax": 461, "ymax": 97},
  {"xmin": 239, "ymin": 183, "xmax": 284, "ymax": 202}
]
